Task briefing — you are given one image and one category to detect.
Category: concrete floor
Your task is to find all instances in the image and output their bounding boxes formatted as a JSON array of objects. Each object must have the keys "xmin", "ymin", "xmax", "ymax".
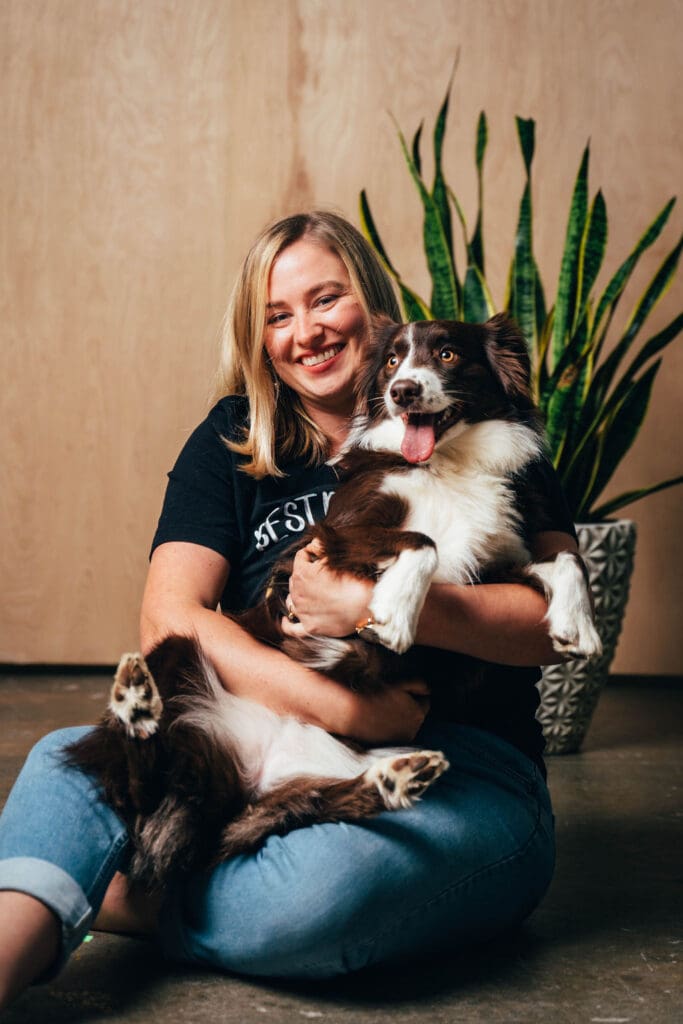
[{"xmin": 0, "ymin": 670, "xmax": 681, "ymax": 1023}]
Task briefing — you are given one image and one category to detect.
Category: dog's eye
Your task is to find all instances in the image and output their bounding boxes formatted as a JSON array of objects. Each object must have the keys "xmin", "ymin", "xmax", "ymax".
[
  {"xmin": 386, "ymin": 354, "xmax": 399, "ymax": 369},
  {"xmin": 439, "ymin": 347, "xmax": 456, "ymax": 363}
]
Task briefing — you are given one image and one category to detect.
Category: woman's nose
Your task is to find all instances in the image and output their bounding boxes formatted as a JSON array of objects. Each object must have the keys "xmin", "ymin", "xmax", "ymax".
[{"xmin": 293, "ymin": 309, "xmax": 323, "ymax": 346}]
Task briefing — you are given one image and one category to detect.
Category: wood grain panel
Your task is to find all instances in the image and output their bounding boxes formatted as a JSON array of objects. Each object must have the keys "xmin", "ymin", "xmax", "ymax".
[{"xmin": 1, "ymin": 0, "xmax": 681, "ymax": 670}]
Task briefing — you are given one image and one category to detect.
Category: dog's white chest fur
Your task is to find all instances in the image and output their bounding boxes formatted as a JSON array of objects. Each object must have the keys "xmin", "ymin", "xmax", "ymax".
[
  {"xmin": 353, "ymin": 418, "xmax": 543, "ymax": 653},
  {"xmin": 378, "ymin": 419, "xmax": 540, "ymax": 582}
]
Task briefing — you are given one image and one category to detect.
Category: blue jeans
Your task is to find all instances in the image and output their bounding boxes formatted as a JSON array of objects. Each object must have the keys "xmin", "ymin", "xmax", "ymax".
[{"xmin": 0, "ymin": 720, "xmax": 554, "ymax": 979}]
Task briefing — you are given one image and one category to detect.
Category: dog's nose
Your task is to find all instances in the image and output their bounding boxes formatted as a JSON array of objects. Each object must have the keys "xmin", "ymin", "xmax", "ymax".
[{"xmin": 390, "ymin": 379, "xmax": 423, "ymax": 407}]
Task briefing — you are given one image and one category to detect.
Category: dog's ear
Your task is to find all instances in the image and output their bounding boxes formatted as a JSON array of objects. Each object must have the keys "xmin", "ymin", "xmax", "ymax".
[
  {"xmin": 354, "ymin": 315, "xmax": 401, "ymax": 415},
  {"xmin": 369, "ymin": 312, "xmax": 400, "ymax": 340},
  {"xmin": 482, "ymin": 314, "xmax": 533, "ymax": 406}
]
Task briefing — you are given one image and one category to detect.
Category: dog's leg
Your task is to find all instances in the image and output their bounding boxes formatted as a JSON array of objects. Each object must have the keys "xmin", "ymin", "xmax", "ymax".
[
  {"xmin": 109, "ymin": 654, "xmax": 170, "ymax": 820},
  {"xmin": 63, "ymin": 651, "xmax": 167, "ymax": 824},
  {"xmin": 218, "ymin": 749, "xmax": 449, "ymax": 858},
  {"xmin": 526, "ymin": 551, "xmax": 603, "ymax": 659},
  {"xmin": 367, "ymin": 544, "xmax": 438, "ymax": 653}
]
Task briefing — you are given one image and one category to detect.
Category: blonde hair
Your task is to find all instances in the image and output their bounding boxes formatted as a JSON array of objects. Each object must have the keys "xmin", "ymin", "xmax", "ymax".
[{"xmin": 213, "ymin": 210, "xmax": 401, "ymax": 478}]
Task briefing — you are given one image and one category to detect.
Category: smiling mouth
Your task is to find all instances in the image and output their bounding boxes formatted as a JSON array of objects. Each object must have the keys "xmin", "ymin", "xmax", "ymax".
[{"xmin": 300, "ymin": 345, "xmax": 344, "ymax": 368}]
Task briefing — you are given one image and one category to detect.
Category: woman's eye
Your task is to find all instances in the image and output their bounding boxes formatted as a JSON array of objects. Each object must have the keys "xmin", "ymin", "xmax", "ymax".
[
  {"xmin": 439, "ymin": 347, "xmax": 456, "ymax": 363},
  {"xmin": 316, "ymin": 294, "xmax": 338, "ymax": 308},
  {"xmin": 267, "ymin": 312, "xmax": 289, "ymax": 326}
]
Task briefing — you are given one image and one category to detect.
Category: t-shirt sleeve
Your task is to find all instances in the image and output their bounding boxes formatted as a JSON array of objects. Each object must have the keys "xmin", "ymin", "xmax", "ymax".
[
  {"xmin": 150, "ymin": 401, "xmax": 246, "ymax": 564},
  {"xmin": 515, "ymin": 456, "xmax": 577, "ymax": 543}
]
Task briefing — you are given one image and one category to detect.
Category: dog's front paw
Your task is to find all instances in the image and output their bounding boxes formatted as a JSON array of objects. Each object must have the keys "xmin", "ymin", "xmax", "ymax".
[
  {"xmin": 366, "ymin": 750, "xmax": 449, "ymax": 810},
  {"xmin": 541, "ymin": 551, "xmax": 603, "ymax": 661},
  {"xmin": 547, "ymin": 611, "xmax": 603, "ymax": 661},
  {"xmin": 368, "ymin": 613, "xmax": 418, "ymax": 655},
  {"xmin": 367, "ymin": 545, "xmax": 437, "ymax": 654},
  {"xmin": 109, "ymin": 653, "xmax": 162, "ymax": 738}
]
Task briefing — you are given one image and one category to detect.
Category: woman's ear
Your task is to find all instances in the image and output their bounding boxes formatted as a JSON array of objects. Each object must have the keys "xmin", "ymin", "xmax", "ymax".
[{"xmin": 483, "ymin": 313, "xmax": 533, "ymax": 406}]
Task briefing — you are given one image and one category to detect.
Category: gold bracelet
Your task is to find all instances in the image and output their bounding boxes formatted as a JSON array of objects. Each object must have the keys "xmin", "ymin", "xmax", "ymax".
[{"xmin": 355, "ymin": 614, "xmax": 379, "ymax": 641}]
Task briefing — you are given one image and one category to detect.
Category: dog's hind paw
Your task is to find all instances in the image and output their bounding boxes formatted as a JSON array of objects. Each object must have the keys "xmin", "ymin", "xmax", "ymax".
[
  {"xmin": 366, "ymin": 750, "xmax": 449, "ymax": 810},
  {"xmin": 109, "ymin": 653, "xmax": 162, "ymax": 739}
]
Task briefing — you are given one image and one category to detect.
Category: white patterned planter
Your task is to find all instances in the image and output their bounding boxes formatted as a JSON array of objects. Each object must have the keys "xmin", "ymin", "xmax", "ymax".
[{"xmin": 538, "ymin": 519, "xmax": 637, "ymax": 754}]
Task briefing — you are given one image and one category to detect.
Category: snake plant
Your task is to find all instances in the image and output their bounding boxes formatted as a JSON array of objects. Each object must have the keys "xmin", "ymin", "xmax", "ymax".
[{"xmin": 359, "ymin": 83, "xmax": 682, "ymax": 522}]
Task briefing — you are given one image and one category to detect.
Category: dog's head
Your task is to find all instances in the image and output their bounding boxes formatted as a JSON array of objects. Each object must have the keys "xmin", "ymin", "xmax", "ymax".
[{"xmin": 356, "ymin": 314, "xmax": 536, "ymax": 463}]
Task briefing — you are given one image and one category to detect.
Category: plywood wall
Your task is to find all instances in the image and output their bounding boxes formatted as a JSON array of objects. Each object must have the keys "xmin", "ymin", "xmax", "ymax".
[{"xmin": 1, "ymin": 0, "xmax": 681, "ymax": 670}]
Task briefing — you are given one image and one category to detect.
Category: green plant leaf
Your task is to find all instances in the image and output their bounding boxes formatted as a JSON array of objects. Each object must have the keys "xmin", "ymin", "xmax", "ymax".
[
  {"xmin": 591, "ymin": 198, "xmax": 676, "ymax": 350},
  {"xmin": 624, "ymin": 313, "xmax": 683, "ymax": 379},
  {"xmin": 509, "ymin": 116, "xmax": 538, "ymax": 354},
  {"xmin": 575, "ymin": 189, "xmax": 607, "ymax": 332},
  {"xmin": 394, "ymin": 122, "xmax": 458, "ymax": 320},
  {"xmin": 359, "ymin": 190, "xmax": 432, "ymax": 320},
  {"xmin": 476, "ymin": 108, "xmax": 488, "ymax": 168},
  {"xmin": 510, "ymin": 181, "xmax": 536, "ymax": 352},
  {"xmin": 470, "ymin": 111, "xmax": 488, "ymax": 273},
  {"xmin": 516, "ymin": 116, "xmax": 535, "ymax": 174},
  {"xmin": 358, "ymin": 87, "xmax": 681, "ymax": 523},
  {"xmin": 544, "ymin": 321, "xmax": 592, "ymax": 463},
  {"xmin": 412, "ymin": 121, "xmax": 423, "ymax": 177},
  {"xmin": 588, "ymin": 233, "xmax": 683, "ymax": 411},
  {"xmin": 463, "ymin": 263, "xmax": 494, "ymax": 322},
  {"xmin": 534, "ymin": 305, "xmax": 554, "ymax": 407},
  {"xmin": 590, "ymin": 475, "xmax": 683, "ymax": 520},
  {"xmin": 564, "ymin": 313, "xmax": 683, "ymax": 490},
  {"xmin": 432, "ymin": 80, "xmax": 455, "ymax": 261},
  {"xmin": 359, "ymin": 189, "xmax": 399, "ymax": 275},
  {"xmin": 541, "ymin": 314, "xmax": 591, "ymax": 407},
  {"xmin": 578, "ymin": 360, "xmax": 661, "ymax": 517},
  {"xmin": 551, "ymin": 145, "xmax": 590, "ymax": 368},
  {"xmin": 449, "ymin": 185, "xmax": 494, "ymax": 321},
  {"xmin": 399, "ymin": 288, "xmax": 431, "ymax": 321},
  {"xmin": 565, "ymin": 233, "xmax": 683, "ymax": 484}
]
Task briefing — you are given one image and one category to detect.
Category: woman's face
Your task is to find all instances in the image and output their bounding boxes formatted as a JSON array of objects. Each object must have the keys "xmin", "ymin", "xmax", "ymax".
[{"xmin": 264, "ymin": 238, "xmax": 368, "ymax": 421}]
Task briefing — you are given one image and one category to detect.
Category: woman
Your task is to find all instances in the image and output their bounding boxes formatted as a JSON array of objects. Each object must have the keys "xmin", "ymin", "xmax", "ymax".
[{"xmin": 0, "ymin": 211, "xmax": 575, "ymax": 1004}]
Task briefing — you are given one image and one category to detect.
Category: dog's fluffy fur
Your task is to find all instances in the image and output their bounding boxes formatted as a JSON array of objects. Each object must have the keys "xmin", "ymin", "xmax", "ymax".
[
  {"xmin": 66, "ymin": 314, "xmax": 600, "ymax": 888},
  {"xmin": 243, "ymin": 314, "xmax": 601, "ymax": 682}
]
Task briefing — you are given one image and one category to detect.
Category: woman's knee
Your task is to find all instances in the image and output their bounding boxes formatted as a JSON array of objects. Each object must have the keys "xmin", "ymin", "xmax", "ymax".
[
  {"xmin": 163, "ymin": 834, "xmax": 374, "ymax": 977},
  {"xmin": 161, "ymin": 806, "xmax": 483, "ymax": 978},
  {"xmin": 4, "ymin": 728, "xmax": 94, "ymax": 794},
  {"xmin": 162, "ymin": 765, "xmax": 555, "ymax": 979},
  {"xmin": 27, "ymin": 726, "xmax": 94, "ymax": 768}
]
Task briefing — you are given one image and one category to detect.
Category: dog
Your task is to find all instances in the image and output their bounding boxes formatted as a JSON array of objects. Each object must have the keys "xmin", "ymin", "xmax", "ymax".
[
  {"xmin": 241, "ymin": 313, "xmax": 601, "ymax": 683},
  {"xmin": 66, "ymin": 313, "xmax": 601, "ymax": 889}
]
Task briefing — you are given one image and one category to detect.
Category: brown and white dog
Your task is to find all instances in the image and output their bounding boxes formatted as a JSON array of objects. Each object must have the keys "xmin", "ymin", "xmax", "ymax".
[
  {"xmin": 66, "ymin": 314, "xmax": 600, "ymax": 888},
  {"xmin": 245, "ymin": 313, "xmax": 601, "ymax": 683}
]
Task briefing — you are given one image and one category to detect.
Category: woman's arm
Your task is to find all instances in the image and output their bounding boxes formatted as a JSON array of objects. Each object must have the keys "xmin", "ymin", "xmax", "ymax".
[
  {"xmin": 140, "ymin": 541, "xmax": 429, "ymax": 744},
  {"xmin": 284, "ymin": 531, "xmax": 579, "ymax": 668}
]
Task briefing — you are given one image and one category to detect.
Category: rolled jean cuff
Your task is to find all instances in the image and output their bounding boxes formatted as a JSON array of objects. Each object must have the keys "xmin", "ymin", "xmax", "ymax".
[{"xmin": 0, "ymin": 856, "xmax": 93, "ymax": 980}]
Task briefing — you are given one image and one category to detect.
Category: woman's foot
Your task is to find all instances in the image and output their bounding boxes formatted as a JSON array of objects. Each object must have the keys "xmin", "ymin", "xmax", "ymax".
[{"xmin": 93, "ymin": 871, "xmax": 161, "ymax": 935}]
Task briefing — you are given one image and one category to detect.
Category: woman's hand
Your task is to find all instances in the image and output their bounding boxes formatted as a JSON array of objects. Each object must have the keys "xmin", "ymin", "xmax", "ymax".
[
  {"xmin": 282, "ymin": 540, "xmax": 373, "ymax": 638},
  {"xmin": 141, "ymin": 542, "xmax": 428, "ymax": 744},
  {"xmin": 278, "ymin": 540, "xmax": 430, "ymax": 743}
]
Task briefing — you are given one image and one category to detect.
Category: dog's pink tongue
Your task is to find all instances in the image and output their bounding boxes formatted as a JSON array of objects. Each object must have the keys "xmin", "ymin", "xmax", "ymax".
[{"xmin": 401, "ymin": 415, "xmax": 436, "ymax": 463}]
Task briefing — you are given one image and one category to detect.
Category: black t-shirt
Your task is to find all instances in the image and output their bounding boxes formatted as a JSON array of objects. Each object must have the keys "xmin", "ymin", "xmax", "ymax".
[{"xmin": 152, "ymin": 396, "xmax": 576, "ymax": 768}]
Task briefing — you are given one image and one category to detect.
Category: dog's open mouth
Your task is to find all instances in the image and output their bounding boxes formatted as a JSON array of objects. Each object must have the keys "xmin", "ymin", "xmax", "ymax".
[{"xmin": 400, "ymin": 409, "xmax": 459, "ymax": 463}]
